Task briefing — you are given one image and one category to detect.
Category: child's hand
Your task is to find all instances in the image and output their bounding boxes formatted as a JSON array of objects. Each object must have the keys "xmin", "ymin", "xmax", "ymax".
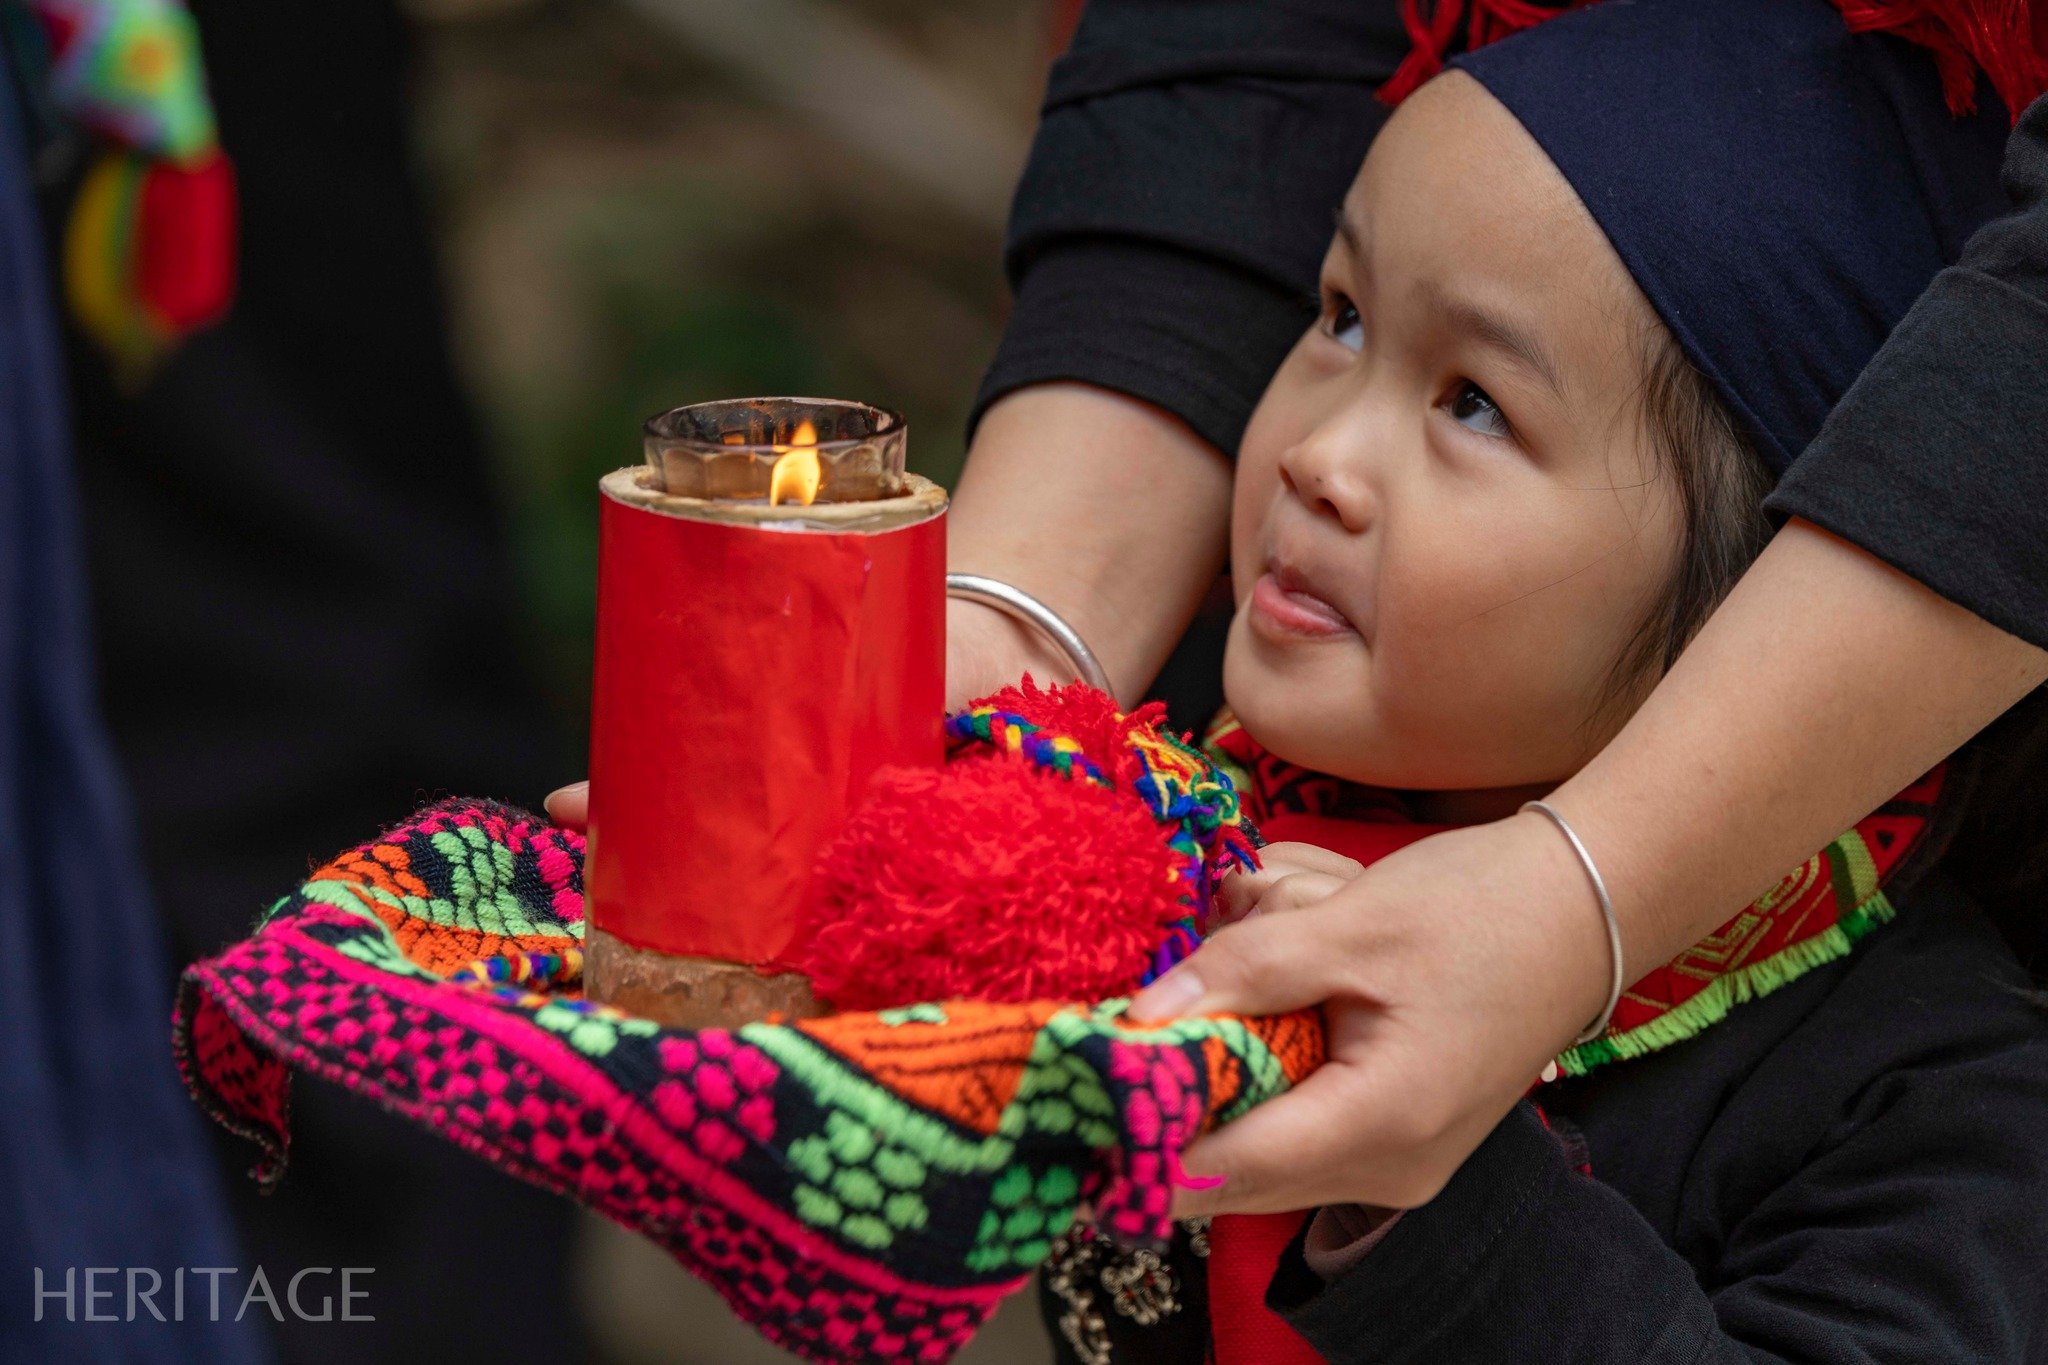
[
  {"xmin": 1213, "ymin": 842, "xmax": 1364, "ymax": 926},
  {"xmin": 1126, "ymin": 811, "xmax": 1612, "ymax": 1215}
]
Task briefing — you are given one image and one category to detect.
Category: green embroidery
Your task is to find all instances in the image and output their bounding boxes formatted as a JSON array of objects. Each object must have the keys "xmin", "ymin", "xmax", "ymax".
[
  {"xmin": 965, "ymin": 1162, "xmax": 1082, "ymax": 1271},
  {"xmin": 756, "ymin": 1011, "xmax": 1179, "ymax": 1260},
  {"xmin": 428, "ymin": 828, "xmax": 542, "ymax": 939},
  {"xmin": 301, "ymin": 876, "xmax": 462, "ymax": 943},
  {"xmin": 1557, "ymin": 832, "xmax": 1897, "ymax": 1078},
  {"xmin": 878, "ymin": 1003, "xmax": 949, "ymax": 1026},
  {"xmin": 529, "ymin": 1002, "xmax": 658, "ymax": 1058},
  {"xmin": 325, "ymin": 920, "xmax": 440, "ymax": 983},
  {"xmin": 782, "ymin": 1111, "xmax": 940, "ymax": 1245}
]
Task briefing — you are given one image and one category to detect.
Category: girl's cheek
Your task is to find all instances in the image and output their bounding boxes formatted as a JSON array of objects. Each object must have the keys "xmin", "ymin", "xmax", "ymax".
[
  {"xmin": 1373, "ymin": 501, "xmax": 1571, "ymax": 689},
  {"xmin": 1231, "ymin": 412, "xmax": 1295, "ymax": 589}
]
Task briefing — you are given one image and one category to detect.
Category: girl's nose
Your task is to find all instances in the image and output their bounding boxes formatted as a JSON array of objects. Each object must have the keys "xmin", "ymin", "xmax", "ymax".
[{"xmin": 1277, "ymin": 413, "xmax": 1375, "ymax": 533}]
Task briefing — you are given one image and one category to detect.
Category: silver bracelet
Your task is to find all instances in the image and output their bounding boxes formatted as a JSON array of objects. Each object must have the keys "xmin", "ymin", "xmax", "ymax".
[
  {"xmin": 945, "ymin": 573, "xmax": 1113, "ymax": 694},
  {"xmin": 1520, "ymin": 800, "xmax": 1626, "ymax": 1047}
]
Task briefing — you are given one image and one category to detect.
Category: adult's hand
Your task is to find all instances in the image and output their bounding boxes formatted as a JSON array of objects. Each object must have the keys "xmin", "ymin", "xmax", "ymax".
[
  {"xmin": 1135, "ymin": 519, "xmax": 2048, "ymax": 1216},
  {"xmin": 1137, "ymin": 814, "xmax": 1604, "ymax": 1213}
]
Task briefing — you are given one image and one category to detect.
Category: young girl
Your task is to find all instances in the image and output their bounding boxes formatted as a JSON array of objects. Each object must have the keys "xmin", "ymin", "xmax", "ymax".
[{"xmin": 1043, "ymin": 1, "xmax": 2048, "ymax": 1360}]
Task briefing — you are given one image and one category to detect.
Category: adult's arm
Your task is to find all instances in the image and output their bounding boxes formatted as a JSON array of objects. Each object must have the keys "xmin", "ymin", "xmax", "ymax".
[
  {"xmin": 1137, "ymin": 521, "xmax": 2048, "ymax": 1215},
  {"xmin": 947, "ymin": 0, "xmax": 1410, "ymax": 705},
  {"xmin": 1117, "ymin": 92, "xmax": 2048, "ymax": 1212},
  {"xmin": 947, "ymin": 385, "xmax": 1231, "ymax": 706},
  {"xmin": 1764, "ymin": 92, "xmax": 2048, "ymax": 646}
]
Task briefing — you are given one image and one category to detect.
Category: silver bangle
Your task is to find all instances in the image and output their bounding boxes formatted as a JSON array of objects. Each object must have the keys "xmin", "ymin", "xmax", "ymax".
[
  {"xmin": 1520, "ymin": 800, "xmax": 1626, "ymax": 1047},
  {"xmin": 946, "ymin": 573, "xmax": 1112, "ymax": 694}
]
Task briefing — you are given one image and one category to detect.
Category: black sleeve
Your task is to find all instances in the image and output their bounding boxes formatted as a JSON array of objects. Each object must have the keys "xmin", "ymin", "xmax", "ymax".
[
  {"xmin": 1271, "ymin": 1081, "xmax": 2048, "ymax": 1364},
  {"xmin": 971, "ymin": 0, "xmax": 1412, "ymax": 456},
  {"xmin": 1766, "ymin": 93, "xmax": 2048, "ymax": 648}
]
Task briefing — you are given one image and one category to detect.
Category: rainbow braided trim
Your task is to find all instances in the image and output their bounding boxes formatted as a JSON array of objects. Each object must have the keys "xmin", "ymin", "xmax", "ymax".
[{"xmin": 945, "ymin": 703, "xmax": 1258, "ymax": 982}]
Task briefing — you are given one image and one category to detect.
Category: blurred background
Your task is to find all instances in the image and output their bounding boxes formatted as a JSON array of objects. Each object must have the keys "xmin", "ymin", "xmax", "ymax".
[
  {"xmin": 68, "ymin": 0, "xmax": 1070, "ymax": 1359},
  {"xmin": 416, "ymin": 0, "xmax": 1049, "ymax": 708}
]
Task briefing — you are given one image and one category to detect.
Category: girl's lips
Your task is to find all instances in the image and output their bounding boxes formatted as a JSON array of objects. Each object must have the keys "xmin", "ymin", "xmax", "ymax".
[{"xmin": 1249, "ymin": 571, "xmax": 1355, "ymax": 639}]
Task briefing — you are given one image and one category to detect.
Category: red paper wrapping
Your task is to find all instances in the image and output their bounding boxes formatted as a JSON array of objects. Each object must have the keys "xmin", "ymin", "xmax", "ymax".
[{"xmin": 586, "ymin": 485, "xmax": 946, "ymax": 968}]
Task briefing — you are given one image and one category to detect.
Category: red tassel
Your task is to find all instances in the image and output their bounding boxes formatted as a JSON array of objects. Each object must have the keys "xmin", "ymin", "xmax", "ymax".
[
  {"xmin": 1378, "ymin": 0, "xmax": 2048, "ymax": 123},
  {"xmin": 1378, "ymin": 0, "xmax": 1589, "ymax": 106},
  {"xmin": 1830, "ymin": 0, "xmax": 2048, "ymax": 121},
  {"xmin": 1380, "ymin": 0, "xmax": 1465, "ymax": 106},
  {"xmin": 133, "ymin": 150, "xmax": 237, "ymax": 333}
]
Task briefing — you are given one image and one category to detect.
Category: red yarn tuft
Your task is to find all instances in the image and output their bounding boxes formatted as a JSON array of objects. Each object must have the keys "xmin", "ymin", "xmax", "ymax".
[
  {"xmin": 795, "ymin": 757, "xmax": 1186, "ymax": 1011},
  {"xmin": 1379, "ymin": 0, "xmax": 1590, "ymax": 106},
  {"xmin": 1833, "ymin": 0, "xmax": 2048, "ymax": 120},
  {"xmin": 1378, "ymin": 0, "xmax": 2046, "ymax": 122}
]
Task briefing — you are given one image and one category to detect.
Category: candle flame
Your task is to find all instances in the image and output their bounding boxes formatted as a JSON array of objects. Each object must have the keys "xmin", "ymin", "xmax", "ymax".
[{"xmin": 768, "ymin": 419, "xmax": 821, "ymax": 506}]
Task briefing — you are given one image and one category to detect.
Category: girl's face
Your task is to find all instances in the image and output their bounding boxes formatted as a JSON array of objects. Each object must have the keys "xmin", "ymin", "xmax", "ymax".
[{"xmin": 1225, "ymin": 72, "xmax": 1683, "ymax": 809}]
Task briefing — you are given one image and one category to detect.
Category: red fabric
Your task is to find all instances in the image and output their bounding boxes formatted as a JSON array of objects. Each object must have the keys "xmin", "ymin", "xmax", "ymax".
[
  {"xmin": 1217, "ymin": 714, "xmax": 1949, "ymax": 1057},
  {"xmin": 1604, "ymin": 766, "xmax": 1945, "ymax": 1040},
  {"xmin": 134, "ymin": 151, "xmax": 237, "ymax": 330},
  {"xmin": 1209, "ymin": 1212, "xmax": 1325, "ymax": 1364}
]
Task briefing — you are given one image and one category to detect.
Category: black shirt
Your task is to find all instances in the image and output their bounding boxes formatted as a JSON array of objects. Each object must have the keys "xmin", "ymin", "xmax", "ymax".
[
  {"xmin": 978, "ymin": 0, "xmax": 2048, "ymax": 648},
  {"xmin": 1046, "ymin": 875, "xmax": 2048, "ymax": 1361}
]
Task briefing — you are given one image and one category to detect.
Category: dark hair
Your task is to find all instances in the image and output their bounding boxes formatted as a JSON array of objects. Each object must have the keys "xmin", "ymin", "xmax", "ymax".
[
  {"xmin": 1620, "ymin": 330, "xmax": 2048, "ymax": 977},
  {"xmin": 1609, "ymin": 333, "xmax": 1773, "ymax": 694}
]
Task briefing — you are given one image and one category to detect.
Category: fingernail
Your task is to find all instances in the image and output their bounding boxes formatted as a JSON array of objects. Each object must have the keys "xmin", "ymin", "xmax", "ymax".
[
  {"xmin": 544, "ymin": 781, "xmax": 587, "ymax": 810},
  {"xmin": 1129, "ymin": 968, "xmax": 1205, "ymax": 1022},
  {"xmin": 1173, "ymin": 1166, "xmax": 1227, "ymax": 1192}
]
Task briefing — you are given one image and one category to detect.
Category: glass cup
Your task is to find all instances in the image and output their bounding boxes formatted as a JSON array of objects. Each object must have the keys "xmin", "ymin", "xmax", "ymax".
[{"xmin": 643, "ymin": 397, "xmax": 908, "ymax": 504}]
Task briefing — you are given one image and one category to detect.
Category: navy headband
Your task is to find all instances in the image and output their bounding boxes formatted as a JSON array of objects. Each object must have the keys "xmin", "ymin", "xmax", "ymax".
[{"xmin": 1448, "ymin": 0, "xmax": 2011, "ymax": 474}]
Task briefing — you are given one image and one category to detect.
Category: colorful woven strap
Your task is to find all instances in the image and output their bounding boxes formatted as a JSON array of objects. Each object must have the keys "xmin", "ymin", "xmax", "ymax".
[{"xmin": 947, "ymin": 703, "xmax": 1258, "ymax": 981}]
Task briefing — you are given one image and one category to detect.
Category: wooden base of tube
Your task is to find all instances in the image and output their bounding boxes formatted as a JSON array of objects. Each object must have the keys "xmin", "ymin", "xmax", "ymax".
[{"xmin": 583, "ymin": 926, "xmax": 824, "ymax": 1029}]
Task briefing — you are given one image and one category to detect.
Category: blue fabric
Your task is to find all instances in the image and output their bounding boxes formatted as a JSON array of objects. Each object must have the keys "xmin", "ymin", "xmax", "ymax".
[
  {"xmin": 0, "ymin": 45, "xmax": 266, "ymax": 1365},
  {"xmin": 1453, "ymin": 0, "xmax": 2013, "ymax": 474}
]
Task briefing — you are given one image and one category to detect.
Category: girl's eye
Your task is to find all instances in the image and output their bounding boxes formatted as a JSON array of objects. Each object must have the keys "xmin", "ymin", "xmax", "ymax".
[
  {"xmin": 1447, "ymin": 381, "xmax": 1512, "ymax": 439},
  {"xmin": 1324, "ymin": 294, "xmax": 1364, "ymax": 352}
]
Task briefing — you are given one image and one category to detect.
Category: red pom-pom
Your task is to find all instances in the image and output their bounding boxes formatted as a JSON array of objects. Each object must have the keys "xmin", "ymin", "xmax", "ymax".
[{"xmin": 795, "ymin": 756, "xmax": 1185, "ymax": 1010}]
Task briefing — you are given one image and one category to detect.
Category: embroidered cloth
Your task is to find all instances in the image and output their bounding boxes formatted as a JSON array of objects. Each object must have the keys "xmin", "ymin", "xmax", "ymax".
[{"xmin": 175, "ymin": 800, "xmax": 1320, "ymax": 1365}]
